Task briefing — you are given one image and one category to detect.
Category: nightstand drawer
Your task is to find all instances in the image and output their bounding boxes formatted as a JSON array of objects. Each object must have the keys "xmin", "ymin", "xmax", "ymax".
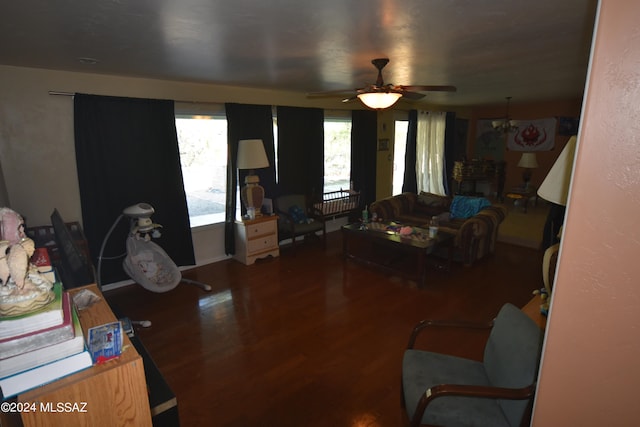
[
  {"xmin": 246, "ymin": 218, "xmax": 276, "ymax": 237},
  {"xmin": 247, "ymin": 234, "xmax": 277, "ymax": 254}
]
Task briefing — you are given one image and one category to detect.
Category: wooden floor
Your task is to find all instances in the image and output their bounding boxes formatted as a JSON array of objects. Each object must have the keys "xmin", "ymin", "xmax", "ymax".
[{"xmin": 105, "ymin": 231, "xmax": 543, "ymax": 427}]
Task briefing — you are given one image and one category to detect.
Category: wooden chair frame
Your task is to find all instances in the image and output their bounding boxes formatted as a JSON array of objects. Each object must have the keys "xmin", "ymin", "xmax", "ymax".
[{"xmin": 402, "ymin": 318, "xmax": 537, "ymax": 427}]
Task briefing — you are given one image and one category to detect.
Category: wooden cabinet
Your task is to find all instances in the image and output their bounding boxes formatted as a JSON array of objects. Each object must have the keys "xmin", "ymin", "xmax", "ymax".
[
  {"xmin": 8, "ymin": 285, "xmax": 152, "ymax": 427},
  {"xmin": 234, "ymin": 215, "xmax": 279, "ymax": 265},
  {"xmin": 452, "ymin": 160, "xmax": 506, "ymax": 200}
]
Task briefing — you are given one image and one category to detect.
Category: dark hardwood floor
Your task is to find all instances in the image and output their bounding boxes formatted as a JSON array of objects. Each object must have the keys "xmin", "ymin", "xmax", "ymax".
[{"xmin": 105, "ymin": 230, "xmax": 543, "ymax": 427}]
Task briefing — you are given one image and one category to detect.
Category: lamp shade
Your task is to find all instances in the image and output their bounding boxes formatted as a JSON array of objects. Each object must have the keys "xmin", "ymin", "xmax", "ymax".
[
  {"xmin": 517, "ymin": 152, "xmax": 539, "ymax": 169},
  {"xmin": 537, "ymin": 136, "xmax": 578, "ymax": 206},
  {"xmin": 357, "ymin": 92, "xmax": 402, "ymax": 109},
  {"xmin": 237, "ymin": 139, "xmax": 269, "ymax": 170}
]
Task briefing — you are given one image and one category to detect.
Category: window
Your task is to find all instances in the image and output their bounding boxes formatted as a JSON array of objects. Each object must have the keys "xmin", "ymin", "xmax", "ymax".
[
  {"xmin": 324, "ymin": 118, "xmax": 352, "ymax": 192},
  {"xmin": 393, "ymin": 120, "xmax": 409, "ymax": 194},
  {"xmin": 176, "ymin": 109, "xmax": 352, "ymax": 227},
  {"xmin": 176, "ymin": 113, "xmax": 233, "ymax": 227}
]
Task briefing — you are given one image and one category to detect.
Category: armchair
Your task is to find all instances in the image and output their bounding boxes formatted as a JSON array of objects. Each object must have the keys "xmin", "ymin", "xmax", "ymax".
[
  {"xmin": 402, "ymin": 303, "xmax": 543, "ymax": 427},
  {"xmin": 274, "ymin": 194, "xmax": 326, "ymax": 251}
]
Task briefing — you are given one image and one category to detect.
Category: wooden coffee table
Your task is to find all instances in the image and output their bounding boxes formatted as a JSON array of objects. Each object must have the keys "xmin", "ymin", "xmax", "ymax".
[{"xmin": 341, "ymin": 222, "xmax": 454, "ymax": 288}]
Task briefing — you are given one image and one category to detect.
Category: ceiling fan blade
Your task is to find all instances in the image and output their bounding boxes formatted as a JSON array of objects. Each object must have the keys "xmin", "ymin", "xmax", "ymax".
[
  {"xmin": 401, "ymin": 91, "xmax": 426, "ymax": 100},
  {"xmin": 341, "ymin": 96, "xmax": 358, "ymax": 103},
  {"xmin": 307, "ymin": 89, "xmax": 358, "ymax": 98},
  {"xmin": 400, "ymin": 85, "xmax": 457, "ymax": 92}
]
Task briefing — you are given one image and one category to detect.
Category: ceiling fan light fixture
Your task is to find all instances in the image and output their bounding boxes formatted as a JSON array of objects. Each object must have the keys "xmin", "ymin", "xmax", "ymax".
[{"xmin": 357, "ymin": 92, "xmax": 402, "ymax": 109}]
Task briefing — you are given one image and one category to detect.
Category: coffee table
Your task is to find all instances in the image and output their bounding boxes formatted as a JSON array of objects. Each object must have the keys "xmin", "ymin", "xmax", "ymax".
[{"xmin": 341, "ymin": 222, "xmax": 454, "ymax": 288}]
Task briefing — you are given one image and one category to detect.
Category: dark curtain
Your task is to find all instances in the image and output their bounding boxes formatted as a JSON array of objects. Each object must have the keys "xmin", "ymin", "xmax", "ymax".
[
  {"xmin": 402, "ymin": 110, "xmax": 418, "ymax": 193},
  {"xmin": 74, "ymin": 94, "xmax": 195, "ymax": 286},
  {"xmin": 351, "ymin": 110, "xmax": 377, "ymax": 208},
  {"xmin": 224, "ymin": 103, "xmax": 276, "ymax": 255},
  {"xmin": 443, "ymin": 112, "xmax": 457, "ymax": 195},
  {"xmin": 276, "ymin": 106, "xmax": 324, "ymax": 198}
]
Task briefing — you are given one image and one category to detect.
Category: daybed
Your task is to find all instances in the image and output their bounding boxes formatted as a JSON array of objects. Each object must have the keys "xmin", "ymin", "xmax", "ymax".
[{"xmin": 369, "ymin": 192, "xmax": 508, "ymax": 266}]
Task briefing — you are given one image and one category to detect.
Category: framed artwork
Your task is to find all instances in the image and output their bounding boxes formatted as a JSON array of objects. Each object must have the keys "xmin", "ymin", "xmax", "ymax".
[
  {"xmin": 558, "ymin": 117, "xmax": 579, "ymax": 136},
  {"xmin": 378, "ymin": 138, "xmax": 389, "ymax": 151}
]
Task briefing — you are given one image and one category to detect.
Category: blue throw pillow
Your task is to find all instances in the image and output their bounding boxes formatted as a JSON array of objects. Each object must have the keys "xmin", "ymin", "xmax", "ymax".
[
  {"xmin": 450, "ymin": 196, "xmax": 491, "ymax": 219},
  {"xmin": 288, "ymin": 205, "xmax": 309, "ymax": 224}
]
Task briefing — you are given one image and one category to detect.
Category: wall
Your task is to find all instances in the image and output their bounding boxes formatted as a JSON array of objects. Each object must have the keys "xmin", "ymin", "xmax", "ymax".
[
  {"xmin": 469, "ymin": 99, "xmax": 583, "ymax": 193},
  {"xmin": 0, "ymin": 66, "xmax": 436, "ymax": 269},
  {"xmin": 0, "ymin": 65, "xmax": 355, "ymax": 268},
  {"xmin": 533, "ymin": 0, "xmax": 640, "ymax": 425}
]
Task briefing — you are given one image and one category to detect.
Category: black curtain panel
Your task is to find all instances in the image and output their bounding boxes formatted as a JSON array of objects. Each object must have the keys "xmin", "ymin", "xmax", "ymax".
[
  {"xmin": 224, "ymin": 103, "xmax": 276, "ymax": 255},
  {"xmin": 276, "ymin": 106, "xmax": 324, "ymax": 198},
  {"xmin": 350, "ymin": 110, "xmax": 377, "ymax": 209},
  {"xmin": 74, "ymin": 94, "xmax": 195, "ymax": 286},
  {"xmin": 443, "ymin": 111, "xmax": 457, "ymax": 196},
  {"xmin": 402, "ymin": 110, "xmax": 418, "ymax": 194}
]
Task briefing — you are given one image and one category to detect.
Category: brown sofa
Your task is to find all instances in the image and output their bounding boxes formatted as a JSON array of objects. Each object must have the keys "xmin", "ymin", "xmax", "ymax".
[{"xmin": 369, "ymin": 192, "xmax": 508, "ymax": 266}]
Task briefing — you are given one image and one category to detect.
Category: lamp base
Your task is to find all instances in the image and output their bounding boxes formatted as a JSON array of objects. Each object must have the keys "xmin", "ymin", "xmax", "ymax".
[
  {"xmin": 522, "ymin": 169, "xmax": 533, "ymax": 189},
  {"xmin": 241, "ymin": 175, "xmax": 264, "ymax": 218}
]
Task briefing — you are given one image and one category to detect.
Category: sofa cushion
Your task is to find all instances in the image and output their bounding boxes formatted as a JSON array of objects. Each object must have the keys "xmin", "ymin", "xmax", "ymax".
[
  {"xmin": 415, "ymin": 191, "xmax": 451, "ymax": 216},
  {"xmin": 450, "ymin": 196, "xmax": 492, "ymax": 219}
]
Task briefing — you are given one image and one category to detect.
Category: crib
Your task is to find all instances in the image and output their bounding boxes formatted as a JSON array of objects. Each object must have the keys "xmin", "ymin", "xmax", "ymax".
[{"xmin": 313, "ymin": 190, "xmax": 361, "ymax": 219}]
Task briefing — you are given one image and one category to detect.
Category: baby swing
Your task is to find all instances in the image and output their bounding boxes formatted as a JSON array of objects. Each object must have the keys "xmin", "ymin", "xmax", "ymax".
[{"xmin": 98, "ymin": 203, "xmax": 211, "ymax": 293}]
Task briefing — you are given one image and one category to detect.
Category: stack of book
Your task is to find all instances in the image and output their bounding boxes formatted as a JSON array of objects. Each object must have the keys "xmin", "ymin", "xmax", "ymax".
[{"xmin": 0, "ymin": 283, "xmax": 93, "ymax": 399}]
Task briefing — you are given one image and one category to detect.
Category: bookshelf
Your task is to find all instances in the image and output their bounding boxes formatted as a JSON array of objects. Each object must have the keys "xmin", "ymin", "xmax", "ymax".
[{"xmin": 4, "ymin": 284, "xmax": 152, "ymax": 427}]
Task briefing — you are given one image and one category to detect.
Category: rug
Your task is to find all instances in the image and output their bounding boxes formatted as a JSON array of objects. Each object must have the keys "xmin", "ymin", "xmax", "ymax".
[{"xmin": 497, "ymin": 199, "xmax": 550, "ymax": 249}]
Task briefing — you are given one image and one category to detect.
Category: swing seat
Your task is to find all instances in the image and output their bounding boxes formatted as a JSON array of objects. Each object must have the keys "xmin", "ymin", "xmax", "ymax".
[{"xmin": 123, "ymin": 237, "xmax": 181, "ymax": 293}]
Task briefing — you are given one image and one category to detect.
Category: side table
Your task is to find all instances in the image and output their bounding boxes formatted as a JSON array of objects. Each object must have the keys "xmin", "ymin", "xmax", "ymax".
[
  {"xmin": 234, "ymin": 215, "xmax": 279, "ymax": 265},
  {"xmin": 505, "ymin": 186, "xmax": 538, "ymax": 213}
]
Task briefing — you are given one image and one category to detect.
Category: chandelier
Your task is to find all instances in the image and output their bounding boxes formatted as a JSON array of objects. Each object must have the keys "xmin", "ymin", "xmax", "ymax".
[{"xmin": 492, "ymin": 96, "xmax": 519, "ymax": 133}]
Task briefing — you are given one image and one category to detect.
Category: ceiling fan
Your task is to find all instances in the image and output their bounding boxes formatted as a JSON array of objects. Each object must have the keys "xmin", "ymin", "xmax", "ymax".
[{"xmin": 307, "ymin": 58, "xmax": 456, "ymax": 109}]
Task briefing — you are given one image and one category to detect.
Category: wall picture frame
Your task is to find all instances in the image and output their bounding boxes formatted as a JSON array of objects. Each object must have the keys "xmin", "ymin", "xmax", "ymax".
[{"xmin": 378, "ymin": 138, "xmax": 389, "ymax": 151}]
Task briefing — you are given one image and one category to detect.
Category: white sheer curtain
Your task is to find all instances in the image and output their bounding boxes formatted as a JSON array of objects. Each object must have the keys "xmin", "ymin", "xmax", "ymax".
[{"xmin": 416, "ymin": 111, "xmax": 447, "ymax": 195}]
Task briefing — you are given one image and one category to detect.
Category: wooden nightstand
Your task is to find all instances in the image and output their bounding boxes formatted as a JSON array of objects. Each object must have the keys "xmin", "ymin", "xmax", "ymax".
[{"xmin": 233, "ymin": 215, "xmax": 279, "ymax": 265}]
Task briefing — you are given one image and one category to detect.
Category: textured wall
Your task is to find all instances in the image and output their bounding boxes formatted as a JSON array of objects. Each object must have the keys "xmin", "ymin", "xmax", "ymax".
[{"xmin": 533, "ymin": 1, "xmax": 640, "ymax": 425}]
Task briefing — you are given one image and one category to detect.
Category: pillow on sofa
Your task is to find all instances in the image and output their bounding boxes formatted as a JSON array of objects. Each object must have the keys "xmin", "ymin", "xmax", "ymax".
[
  {"xmin": 417, "ymin": 192, "xmax": 451, "ymax": 210},
  {"xmin": 450, "ymin": 196, "xmax": 492, "ymax": 219}
]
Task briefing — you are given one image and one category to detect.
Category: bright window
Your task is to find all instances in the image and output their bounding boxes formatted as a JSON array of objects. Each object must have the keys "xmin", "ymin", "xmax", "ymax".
[
  {"xmin": 176, "ymin": 112, "xmax": 352, "ymax": 227},
  {"xmin": 393, "ymin": 120, "xmax": 409, "ymax": 194},
  {"xmin": 324, "ymin": 118, "xmax": 352, "ymax": 192},
  {"xmin": 176, "ymin": 114, "xmax": 233, "ymax": 227}
]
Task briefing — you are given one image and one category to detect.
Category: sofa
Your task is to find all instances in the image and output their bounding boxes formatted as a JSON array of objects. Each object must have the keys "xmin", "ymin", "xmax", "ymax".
[{"xmin": 369, "ymin": 192, "xmax": 508, "ymax": 266}]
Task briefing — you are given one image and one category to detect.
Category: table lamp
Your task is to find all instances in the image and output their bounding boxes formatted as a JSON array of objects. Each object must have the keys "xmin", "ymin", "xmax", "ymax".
[
  {"xmin": 537, "ymin": 135, "xmax": 578, "ymax": 248},
  {"xmin": 537, "ymin": 136, "xmax": 577, "ymax": 206},
  {"xmin": 517, "ymin": 152, "xmax": 539, "ymax": 189},
  {"xmin": 237, "ymin": 139, "xmax": 269, "ymax": 218}
]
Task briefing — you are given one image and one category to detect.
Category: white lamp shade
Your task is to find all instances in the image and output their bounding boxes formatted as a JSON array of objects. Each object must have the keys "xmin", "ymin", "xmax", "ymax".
[
  {"xmin": 237, "ymin": 139, "xmax": 269, "ymax": 169},
  {"xmin": 357, "ymin": 92, "xmax": 402, "ymax": 109},
  {"xmin": 517, "ymin": 152, "xmax": 539, "ymax": 169},
  {"xmin": 537, "ymin": 136, "xmax": 578, "ymax": 206}
]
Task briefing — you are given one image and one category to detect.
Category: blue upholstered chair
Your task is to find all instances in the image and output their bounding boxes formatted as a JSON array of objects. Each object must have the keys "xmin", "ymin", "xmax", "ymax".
[{"xmin": 402, "ymin": 303, "xmax": 543, "ymax": 427}]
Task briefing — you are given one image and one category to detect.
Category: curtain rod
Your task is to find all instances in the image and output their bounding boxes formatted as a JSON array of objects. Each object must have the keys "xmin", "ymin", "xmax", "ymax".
[{"xmin": 48, "ymin": 90, "xmax": 233, "ymax": 106}]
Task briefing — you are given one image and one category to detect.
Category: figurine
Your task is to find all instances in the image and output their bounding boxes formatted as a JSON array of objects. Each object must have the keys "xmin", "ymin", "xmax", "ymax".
[
  {"xmin": 0, "ymin": 240, "xmax": 10, "ymax": 285},
  {"xmin": 7, "ymin": 237, "xmax": 37, "ymax": 292},
  {"xmin": 0, "ymin": 208, "xmax": 54, "ymax": 317}
]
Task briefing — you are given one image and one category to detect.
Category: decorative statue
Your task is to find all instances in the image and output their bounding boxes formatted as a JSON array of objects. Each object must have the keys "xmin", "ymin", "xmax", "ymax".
[{"xmin": 0, "ymin": 208, "xmax": 54, "ymax": 317}]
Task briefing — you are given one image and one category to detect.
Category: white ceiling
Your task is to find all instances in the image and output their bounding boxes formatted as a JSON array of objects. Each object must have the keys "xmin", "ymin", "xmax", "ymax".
[{"xmin": 1, "ymin": 0, "xmax": 598, "ymax": 107}]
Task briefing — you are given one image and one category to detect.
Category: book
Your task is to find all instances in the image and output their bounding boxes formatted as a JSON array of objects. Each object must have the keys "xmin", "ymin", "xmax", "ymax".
[
  {"xmin": 0, "ymin": 283, "xmax": 64, "ymax": 340},
  {"xmin": 0, "ymin": 303, "xmax": 84, "ymax": 378},
  {"xmin": 0, "ymin": 292, "xmax": 74, "ymax": 360},
  {"xmin": 0, "ymin": 348, "xmax": 93, "ymax": 399}
]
